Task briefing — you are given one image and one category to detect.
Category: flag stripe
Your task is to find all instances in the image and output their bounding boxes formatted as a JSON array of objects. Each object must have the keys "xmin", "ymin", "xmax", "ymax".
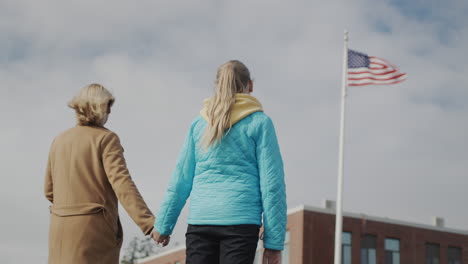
[
  {"xmin": 369, "ymin": 62, "xmax": 388, "ymax": 68},
  {"xmin": 348, "ymin": 78, "xmax": 406, "ymax": 86},
  {"xmin": 348, "ymin": 69, "xmax": 397, "ymax": 76},
  {"xmin": 348, "ymin": 69, "xmax": 401, "ymax": 78},
  {"xmin": 348, "ymin": 75, "xmax": 407, "ymax": 85},
  {"xmin": 349, "ymin": 73, "xmax": 406, "ymax": 81},
  {"xmin": 349, "ymin": 68, "xmax": 394, "ymax": 74},
  {"xmin": 369, "ymin": 56, "xmax": 393, "ymax": 65}
]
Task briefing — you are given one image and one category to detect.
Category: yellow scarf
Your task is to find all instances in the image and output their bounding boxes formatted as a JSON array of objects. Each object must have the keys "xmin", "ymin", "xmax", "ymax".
[{"xmin": 200, "ymin": 94, "xmax": 263, "ymax": 126}]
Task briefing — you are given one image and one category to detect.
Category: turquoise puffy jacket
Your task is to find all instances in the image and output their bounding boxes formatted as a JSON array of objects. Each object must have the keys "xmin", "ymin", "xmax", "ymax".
[{"xmin": 155, "ymin": 110, "xmax": 287, "ymax": 250}]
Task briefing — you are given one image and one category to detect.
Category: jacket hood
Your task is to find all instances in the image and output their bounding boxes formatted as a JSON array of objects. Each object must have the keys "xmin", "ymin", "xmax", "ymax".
[{"xmin": 200, "ymin": 93, "xmax": 263, "ymax": 126}]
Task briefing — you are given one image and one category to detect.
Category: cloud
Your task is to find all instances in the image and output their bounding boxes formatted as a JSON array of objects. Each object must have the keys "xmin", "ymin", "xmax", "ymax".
[{"xmin": 1, "ymin": 0, "xmax": 467, "ymax": 262}]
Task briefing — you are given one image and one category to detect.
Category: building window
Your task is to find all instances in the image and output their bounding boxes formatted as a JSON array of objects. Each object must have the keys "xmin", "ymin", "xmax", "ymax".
[
  {"xmin": 361, "ymin": 234, "xmax": 377, "ymax": 264},
  {"xmin": 342, "ymin": 232, "xmax": 352, "ymax": 264},
  {"xmin": 448, "ymin": 247, "xmax": 462, "ymax": 264},
  {"xmin": 426, "ymin": 243, "xmax": 440, "ymax": 264},
  {"xmin": 385, "ymin": 238, "xmax": 400, "ymax": 264}
]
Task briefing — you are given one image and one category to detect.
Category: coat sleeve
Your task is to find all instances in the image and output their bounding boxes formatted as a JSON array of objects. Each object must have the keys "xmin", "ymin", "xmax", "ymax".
[
  {"xmin": 154, "ymin": 124, "xmax": 196, "ymax": 235},
  {"xmin": 101, "ymin": 132, "xmax": 155, "ymax": 235},
  {"xmin": 256, "ymin": 116, "xmax": 287, "ymax": 250},
  {"xmin": 44, "ymin": 141, "xmax": 54, "ymax": 203}
]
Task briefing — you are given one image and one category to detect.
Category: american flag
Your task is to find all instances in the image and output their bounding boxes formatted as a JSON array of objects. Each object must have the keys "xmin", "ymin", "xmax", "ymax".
[{"xmin": 347, "ymin": 49, "xmax": 407, "ymax": 86}]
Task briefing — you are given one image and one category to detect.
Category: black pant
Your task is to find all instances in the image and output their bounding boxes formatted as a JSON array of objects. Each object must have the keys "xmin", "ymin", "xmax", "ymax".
[{"xmin": 185, "ymin": 224, "xmax": 260, "ymax": 264}]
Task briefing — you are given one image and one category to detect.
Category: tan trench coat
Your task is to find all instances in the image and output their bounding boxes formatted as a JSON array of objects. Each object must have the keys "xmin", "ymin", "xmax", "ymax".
[{"xmin": 45, "ymin": 126, "xmax": 155, "ymax": 264}]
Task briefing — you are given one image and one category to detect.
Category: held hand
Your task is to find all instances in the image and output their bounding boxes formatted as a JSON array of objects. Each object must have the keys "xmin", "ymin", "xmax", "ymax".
[
  {"xmin": 263, "ymin": 249, "xmax": 281, "ymax": 264},
  {"xmin": 151, "ymin": 230, "xmax": 170, "ymax": 247}
]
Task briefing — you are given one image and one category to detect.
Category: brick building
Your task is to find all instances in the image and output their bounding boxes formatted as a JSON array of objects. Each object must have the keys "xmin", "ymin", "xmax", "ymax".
[{"xmin": 137, "ymin": 203, "xmax": 468, "ymax": 264}]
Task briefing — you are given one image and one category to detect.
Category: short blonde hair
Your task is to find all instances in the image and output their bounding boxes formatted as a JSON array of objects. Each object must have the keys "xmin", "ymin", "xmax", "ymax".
[{"xmin": 68, "ymin": 83, "xmax": 115, "ymax": 126}]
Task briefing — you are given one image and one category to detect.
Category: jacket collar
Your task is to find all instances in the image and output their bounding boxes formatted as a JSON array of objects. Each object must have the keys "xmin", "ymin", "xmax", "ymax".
[{"xmin": 200, "ymin": 93, "xmax": 263, "ymax": 126}]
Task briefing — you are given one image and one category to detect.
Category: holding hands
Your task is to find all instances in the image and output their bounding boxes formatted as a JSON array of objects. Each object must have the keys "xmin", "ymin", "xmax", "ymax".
[
  {"xmin": 263, "ymin": 249, "xmax": 282, "ymax": 264},
  {"xmin": 150, "ymin": 229, "xmax": 170, "ymax": 247}
]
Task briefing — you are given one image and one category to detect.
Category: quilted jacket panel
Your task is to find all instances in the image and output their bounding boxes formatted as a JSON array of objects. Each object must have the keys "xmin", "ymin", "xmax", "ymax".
[{"xmin": 154, "ymin": 112, "xmax": 287, "ymax": 250}]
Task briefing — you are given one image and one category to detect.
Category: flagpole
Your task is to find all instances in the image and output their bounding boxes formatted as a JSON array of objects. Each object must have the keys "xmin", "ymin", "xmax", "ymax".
[{"xmin": 334, "ymin": 30, "xmax": 349, "ymax": 264}]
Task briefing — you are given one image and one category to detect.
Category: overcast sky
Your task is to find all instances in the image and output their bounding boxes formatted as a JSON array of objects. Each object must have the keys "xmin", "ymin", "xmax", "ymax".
[{"xmin": 1, "ymin": 0, "xmax": 467, "ymax": 262}]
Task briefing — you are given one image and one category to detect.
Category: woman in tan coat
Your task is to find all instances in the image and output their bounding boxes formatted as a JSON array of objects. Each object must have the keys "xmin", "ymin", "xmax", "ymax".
[{"xmin": 44, "ymin": 84, "xmax": 157, "ymax": 264}]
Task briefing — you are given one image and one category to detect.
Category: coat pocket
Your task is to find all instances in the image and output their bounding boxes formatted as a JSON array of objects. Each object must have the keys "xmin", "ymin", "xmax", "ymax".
[
  {"xmin": 50, "ymin": 203, "xmax": 121, "ymax": 245},
  {"xmin": 50, "ymin": 203, "xmax": 105, "ymax": 216},
  {"xmin": 102, "ymin": 208, "xmax": 123, "ymax": 244}
]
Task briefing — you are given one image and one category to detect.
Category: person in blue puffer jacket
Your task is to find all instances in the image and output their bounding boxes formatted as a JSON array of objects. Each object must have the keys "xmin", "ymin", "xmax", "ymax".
[{"xmin": 152, "ymin": 60, "xmax": 287, "ymax": 264}]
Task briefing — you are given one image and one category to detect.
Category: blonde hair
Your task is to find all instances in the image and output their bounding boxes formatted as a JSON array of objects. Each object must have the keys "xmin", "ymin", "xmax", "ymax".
[
  {"xmin": 68, "ymin": 83, "xmax": 115, "ymax": 126},
  {"xmin": 203, "ymin": 60, "xmax": 251, "ymax": 147}
]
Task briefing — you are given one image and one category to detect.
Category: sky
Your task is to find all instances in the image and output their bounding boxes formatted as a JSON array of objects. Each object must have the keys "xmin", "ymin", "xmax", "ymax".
[{"xmin": 1, "ymin": 0, "xmax": 467, "ymax": 262}]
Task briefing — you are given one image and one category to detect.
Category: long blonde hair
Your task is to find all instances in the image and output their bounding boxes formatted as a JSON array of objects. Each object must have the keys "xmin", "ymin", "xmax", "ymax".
[
  {"xmin": 68, "ymin": 83, "xmax": 115, "ymax": 127},
  {"xmin": 203, "ymin": 60, "xmax": 251, "ymax": 147}
]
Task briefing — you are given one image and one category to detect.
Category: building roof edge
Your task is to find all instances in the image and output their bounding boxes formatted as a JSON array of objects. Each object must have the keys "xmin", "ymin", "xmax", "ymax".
[{"xmin": 294, "ymin": 204, "xmax": 468, "ymax": 236}]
